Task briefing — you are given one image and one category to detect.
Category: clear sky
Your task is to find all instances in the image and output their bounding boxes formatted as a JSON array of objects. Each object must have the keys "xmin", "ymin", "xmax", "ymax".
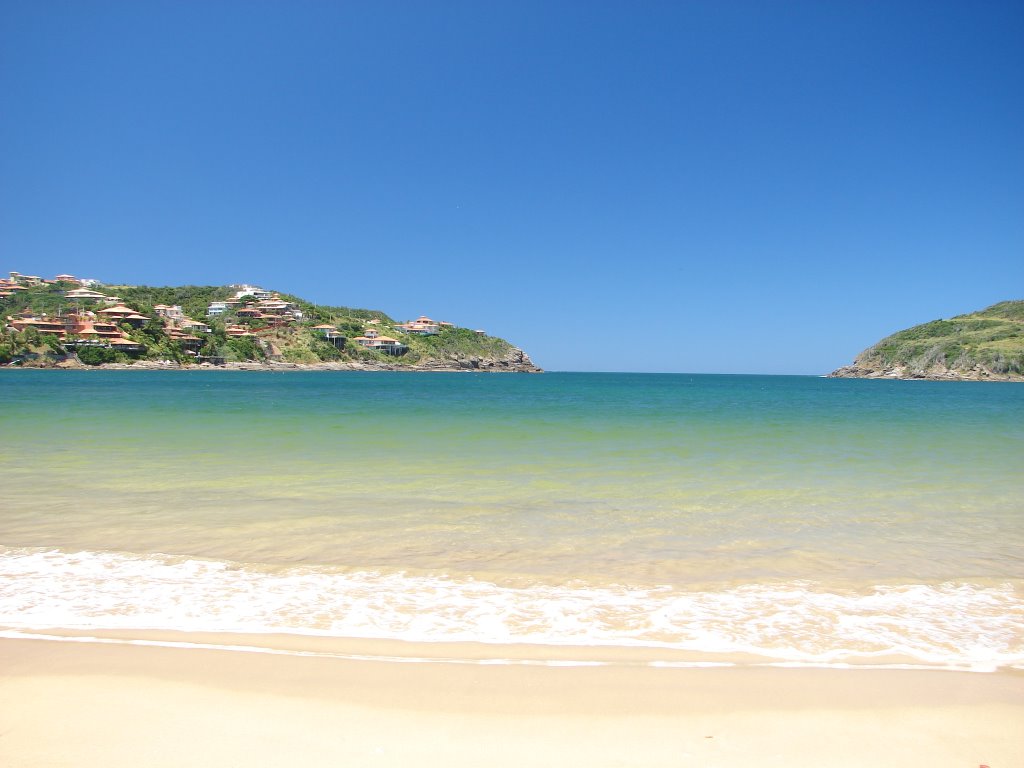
[{"xmin": 2, "ymin": 1, "xmax": 1021, "ymax": 373}]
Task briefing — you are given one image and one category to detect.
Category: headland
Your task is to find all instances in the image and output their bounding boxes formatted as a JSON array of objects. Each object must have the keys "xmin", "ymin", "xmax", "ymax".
[
  {"xmin": 830, "ymin": 300, "xmax": 1023, "ymax": 381},
  {"xmin": 0, "ymin": 270, "xmax": 542, "ymax": 372}
]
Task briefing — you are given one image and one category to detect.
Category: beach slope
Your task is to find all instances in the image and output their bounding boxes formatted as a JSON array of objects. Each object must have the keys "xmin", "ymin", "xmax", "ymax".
[{"xmin": 2, "ymin": 636, "xmax": 1021, "ymax": 768}]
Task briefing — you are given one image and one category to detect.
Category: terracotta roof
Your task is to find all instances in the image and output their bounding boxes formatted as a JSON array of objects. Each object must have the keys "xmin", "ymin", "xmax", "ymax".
[{"xmin": 99, "ymin": 305, "xmax": 144, "ymax": 316}]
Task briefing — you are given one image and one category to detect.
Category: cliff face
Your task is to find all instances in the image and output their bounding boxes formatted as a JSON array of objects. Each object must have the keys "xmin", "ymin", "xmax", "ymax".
[{"xmin": 830, "ymin": 301, "xmax": 1024, "ymax": 381}]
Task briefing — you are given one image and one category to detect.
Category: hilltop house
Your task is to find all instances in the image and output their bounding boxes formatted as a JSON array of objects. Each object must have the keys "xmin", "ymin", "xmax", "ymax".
[
  {"xmin": 8, "ymin": 272, "xmax": 44, "ymax": 286},
  {"xmin": 396, "ymin": 316, "xmax": 441, "ymax": 335},
  {"xmin": 233, "ymin": 285, "xmax": 274, "ymax": 301}
]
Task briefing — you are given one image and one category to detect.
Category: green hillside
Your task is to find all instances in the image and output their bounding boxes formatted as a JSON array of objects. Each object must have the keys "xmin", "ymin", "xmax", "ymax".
[
  {"xmin": 832, "ymin": 301, "xmax": 1024, "ymax": 380},
  {"xmin": 1, "ymin": 278, "xmax": 539, "ymax": 371}
]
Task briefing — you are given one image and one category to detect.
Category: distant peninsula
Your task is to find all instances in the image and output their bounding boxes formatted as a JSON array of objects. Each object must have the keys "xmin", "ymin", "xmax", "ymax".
[
  {"xmin": 830, "ymin": 300, "xmax": 1024, "ymax": 382},
  {"xmin": 0, "ymin": 270, "xmax": 541, "ymax": 372}
]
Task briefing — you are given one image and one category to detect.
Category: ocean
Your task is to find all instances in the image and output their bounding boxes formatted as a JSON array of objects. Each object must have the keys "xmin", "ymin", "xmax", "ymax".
[{"xmin": 2, "ymin": 370, "xmax": 1022, "ymax": 670}]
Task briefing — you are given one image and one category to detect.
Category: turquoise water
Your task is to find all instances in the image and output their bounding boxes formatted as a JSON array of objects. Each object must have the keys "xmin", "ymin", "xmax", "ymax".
[{"xmin": 2, "ymin": 370, "xmax": 1022, "ymax": 668}]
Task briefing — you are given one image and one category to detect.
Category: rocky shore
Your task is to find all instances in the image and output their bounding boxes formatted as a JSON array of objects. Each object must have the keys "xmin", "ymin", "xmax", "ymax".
[
  {"xmin": 828, "ymin": 363, "xmax": 1023, "ymax": 382},
  {"xmin": 6, "ymin": 348, "xmax": 543, "ymax": 373}
]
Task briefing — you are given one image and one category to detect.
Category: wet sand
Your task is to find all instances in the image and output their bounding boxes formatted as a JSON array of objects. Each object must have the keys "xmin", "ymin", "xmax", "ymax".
[{"xmin": 2, "ymin": 634, "xmax": 1021, "ymax": 768}]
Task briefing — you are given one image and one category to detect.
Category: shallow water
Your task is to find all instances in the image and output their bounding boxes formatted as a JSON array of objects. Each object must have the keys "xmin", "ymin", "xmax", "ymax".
[{"xmin": 2, "ymin": 370, "xmax": 1022, "ymax": 668}]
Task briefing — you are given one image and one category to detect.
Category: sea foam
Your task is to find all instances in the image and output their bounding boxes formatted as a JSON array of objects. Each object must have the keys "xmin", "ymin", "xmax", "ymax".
[{"xmin": 2, "ymin": 546, "xmax": 1021, "ymax": 670}]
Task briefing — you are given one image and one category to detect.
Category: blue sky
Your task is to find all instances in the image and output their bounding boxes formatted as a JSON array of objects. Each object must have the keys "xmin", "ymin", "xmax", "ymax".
[{"xmin": 2, "ymin": 1, "xmax": 1021, "ymax": 373}]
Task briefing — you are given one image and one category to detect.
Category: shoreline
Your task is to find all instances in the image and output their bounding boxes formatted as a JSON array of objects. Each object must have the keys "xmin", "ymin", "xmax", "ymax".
[
  {"xmin": 829, "ymin": 364, "xmax": 1024, "ymax": 382},
  {"xmin": 1, "ymin": 626, "xmax": 1016, "ymax": 674},
  {"xmin": 3, "ymin": 634, "xmax": 1022, "ymax": 768},
  {"xmin": 1, "ymin": 359, "xmax": 543, "ymax": 373}
]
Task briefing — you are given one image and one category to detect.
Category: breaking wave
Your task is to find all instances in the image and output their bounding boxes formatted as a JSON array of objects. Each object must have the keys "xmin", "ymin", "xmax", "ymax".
[{"xmin": 2, "ymin": 547, "xmax": 1022, "ymax": 670}]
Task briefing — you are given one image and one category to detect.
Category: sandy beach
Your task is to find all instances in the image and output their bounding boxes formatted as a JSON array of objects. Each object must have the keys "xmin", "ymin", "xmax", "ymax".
[
  {"xmin": 2, "ymin": 633, "xmax": 1022, "ymax": 768},
  {"xmin": 4, "ymin": 374, "xmax": 1022, "ymax": 766}
]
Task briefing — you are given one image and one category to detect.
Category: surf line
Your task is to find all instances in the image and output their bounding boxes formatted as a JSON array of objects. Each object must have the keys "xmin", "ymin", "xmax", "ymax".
[
  {"xmin": 0, "ymin": 629, "xmax": 665, "ymax": 668},
  {"xmin": 1, "ymin": 629, "xmax": 1000, "ymax": 672}
]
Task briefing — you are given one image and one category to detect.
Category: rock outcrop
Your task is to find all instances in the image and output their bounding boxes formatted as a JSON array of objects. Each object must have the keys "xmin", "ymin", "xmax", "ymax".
[
  {"xmin": 416, "ymin": 346, "xmax": 542, "ymax": 373},
  {"xmin": 828, "ymin": 362, "xmax": 1023, "ymax": 382}
]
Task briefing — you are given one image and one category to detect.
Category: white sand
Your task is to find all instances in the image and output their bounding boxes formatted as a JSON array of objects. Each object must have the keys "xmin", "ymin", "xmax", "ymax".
[{"xmin": 1, "ymin": 635, "xmax": 1022, "ymax": 768}]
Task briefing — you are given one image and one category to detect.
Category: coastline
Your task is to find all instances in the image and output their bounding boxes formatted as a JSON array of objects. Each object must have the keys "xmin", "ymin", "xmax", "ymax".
[
  {"xmin": 828, "ymin": 364, "xmax": 1024, "ymax": 382},
  {"xmin": 3, "ymin": 633, "xmax": 1022, "ymax": 768},
  {"xmin": 1, "ymin": 359, "xmax": 543, "ymax": 373}
]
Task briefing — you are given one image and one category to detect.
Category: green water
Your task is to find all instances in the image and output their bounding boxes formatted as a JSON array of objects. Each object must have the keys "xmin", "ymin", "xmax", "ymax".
[{"xmin": 2, "ymin": 370, "xmax": 1022, "ymax": 666}]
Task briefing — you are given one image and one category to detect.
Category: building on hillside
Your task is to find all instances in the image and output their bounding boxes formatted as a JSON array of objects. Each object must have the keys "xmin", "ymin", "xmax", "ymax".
[
  {"xmin": 0, "ymin": 278, "xmax": 27, "ymax": 294},
  {"xmin": 68, "ymin": 319, "xmax": 125, "ymax": 340},
  {"xmin": 256, "ymin": 298, "xmax": 291, "ymax": 314},
  {"xmin": 312, "ymin": 324, "xmax": 346, "ymax": 348},
  {"xmin": 353, "ymin": 330, "xmax": 408, "ymax": 356},
  {"xmin": 254, "ymin": 298, "xmax": 301, "ymax": 323},
  {"xmin": 396, "ymin": 316, "xmax": 441, "ymax": 335},
  {"xmin": 65, "ymin": 288, "xmax": 108, "ymax": 301},
  {"xmin": 54, "ymin": 274, "xmax": 81, "ymax": 284},
  {"xmin": 108, "ymin": 337, "xmax": 145, "ymax": 354},
  {"xmin": 98, "ymin": 305, "xmax": 150, "ymax": 327},
  {"xmin": 153, "ymin": 304, "xmax": 186, "ymax": 321},
  {"xmin": 155, "ymin": 305, "xmax": 211, "ymax": 334},
  {"xmin": 206, "ymin": 301, "xmax": 229, "ymax": 316},
  {"xmin": 9, "ymin": 272, "xmax": 44, "ymax": 286},
  {"xmin": 6, "ymin": 314, "xmax": 67, "ymax": 336},
  {"xmin": 179, "ymin": 318, "xmax": 212, "ymax": 334},
  {"xmin": 166, "ymin": 328, "xmax": 204, "ymax": 354},
  {"xmin": 233, "ymin": 285, "xmax": 274, "ymax": 301},
  {"xmin": 6, "ymin": 311, "xmax": 142, "ymax": 355}
]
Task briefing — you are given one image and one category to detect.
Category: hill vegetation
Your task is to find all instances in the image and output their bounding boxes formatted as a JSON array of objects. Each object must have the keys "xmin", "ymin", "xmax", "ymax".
[
  {"xmin": 0, "ymin": 277, "xmax": 540, "ymax": 372},
  {"xmin": 830, "ymin": 301, "xmax": 1024, "ymax": 380}
]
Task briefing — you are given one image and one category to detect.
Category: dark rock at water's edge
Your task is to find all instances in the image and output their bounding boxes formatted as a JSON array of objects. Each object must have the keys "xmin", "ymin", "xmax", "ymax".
[{"xmin": 829, "ymin": 300, "xmax": 1024, "ymax": 382}]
